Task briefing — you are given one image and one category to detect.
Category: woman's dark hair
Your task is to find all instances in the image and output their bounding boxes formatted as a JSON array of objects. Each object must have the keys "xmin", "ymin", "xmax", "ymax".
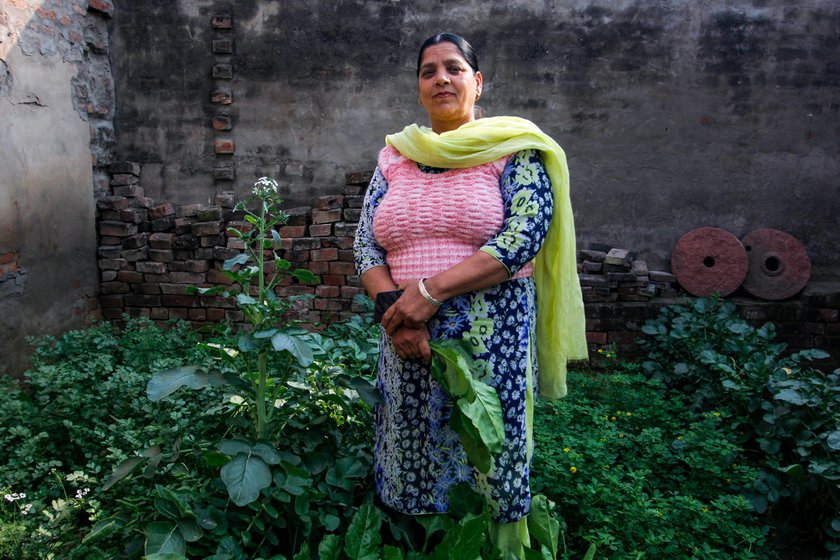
[{"xmin": 416, "ymin": 33, "xmax": 479, "ymax": 76}]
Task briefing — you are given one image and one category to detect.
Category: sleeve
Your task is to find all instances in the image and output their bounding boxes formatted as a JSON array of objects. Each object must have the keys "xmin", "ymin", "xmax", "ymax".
[
  {"xmin": 479, "ymin": 149, "xmax": 554, "ymax": 276},
  {"xmin": 353, "ymin": 166, "xmax": 389, "ymax": 276}
]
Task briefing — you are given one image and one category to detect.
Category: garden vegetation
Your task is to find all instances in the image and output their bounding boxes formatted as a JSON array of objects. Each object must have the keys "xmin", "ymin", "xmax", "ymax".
[{"xmin": 1, "ymin": 182, "xmax": 837, "ymax": 559}]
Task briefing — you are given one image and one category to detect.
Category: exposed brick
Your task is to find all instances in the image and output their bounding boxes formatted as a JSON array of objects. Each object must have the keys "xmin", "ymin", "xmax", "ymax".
[
  {"xmin": 185, "ymin": 260, "xmax": 209, "ymax": 273},
  {"xmin": 111, "ymin": 173, "xmax": 139, "ymax": 186},
  {"xmin": 343, "ymin": 208, "xmax": 361, "ymax": 222},
  {"xmin": 101, "ymin": 271, "xmax": 117, "ymax": 283},
  {"xmin": 311, "ymin": 248, "xmax": 338, "ymax": 261},
  {"xmin": 100, "ymin": 210, "xmax": 121, "ymax": 221},
  {"xmin": 123, "ymin": 233, "xmax": 149, "ymax": 249},
  {"xmin": 212, "ymin": 64, "xmax": 233, "ymax": 79},
  {"xmin": 143, "ymin": 273, "xmax": 170, "ymax": 283},
  {"xmin": 311, "ymin": 209, "xmax": 342, "ymax": 224},
  {"xmin": 148, "ymin": 203, "xmax": 175, "ymax": 220},
  {"xmin": 116, "ymin": 270, "xmax": 143, "ymax": 284},
  {"xmin": 148, "ymin": 232, "xmax": 174, "ymax": 249},
  {"xmin": 163, "ymin": 295, "xmax": 199, "ymax": 307},
  {"xmin": 100, "ymin": 295, "xmax": 123, "ymax": 308},
  {"xmin": 345, "ymin": 170, "xmax": 372, "ymax": 185},
  {"xmin": 169, "ymin": 308, "xmax": 190, "ymax": 320},
  {"xmin": 338, "ymin": 249, "xmax": 355, "ymax": 262},
  {"xmin": 214, "ymin": 247, "xmax": 240, "ymax": 261},
  {"xmin": 149, "ymin": 217, "xmax": 173, "ymax": 231},
  {"xmin": 101, "ymin": 281, "xmax": 130, "ymax": 294},
  {"xmin": 321, "ymin": 236, "xmax": 355, "ymax": 250},
  {"xmin": 100, "ymin": 221, "xmax": 138, "ymax": 237},
  {"xmin": 121, "ymin": 248, "xmax": 148, "ymax": 262},
  {"xmin": 150, "ymin": 308, "xmax": 169, "ymax": 320},
  {"xmin": 148, "ymin": 249, "xmax": 174, "ymax": 263},
  {"xmin": 124, "ymin": 294, "xmax": 161, "ymax": 307},
  {"xmin": 330, "ymin": 261, "xmax": 356, "ymax": 275},
  {"xmin": 316, "ymin": 285, "xmax": 340, "ymax": 298},
  {"xmin": 99, "ymin": 258, "xmax": 128, "ymax": 270},
  {"xmin": 206, "ymin": 308, "xmax": 226, "ymax": 321},
  {"xmin": 211, "ymin": 90, "xmax": 232, "ymax": 105},
  {"xmin": 309, "ymin": 223, "xmax": 332, "ymax": 237},
  {"xmin": 192, "ymin": 221, "xmax": 222, "ymax": 236},
  {"xmin": 113, "ymin": 185, "xmax": 145, "ymax": 198},
  {"xmin": 333, "ymin": 222, "xmax": 356, "ymax": 237},
  {"xmin": 279, "ymin": 226, "xmax": 306, "ymax": 238},
  {"xmin": 110, "ymin": 161, "xmax": 142, "ymax": 176},
  {"xmin": 169, "ymin": 272, "xmax": 207, "ymax": 284},
  {"xmin": 212, "ymin": 38, "xmax": 233, "ymax": 54},
  {"xmin": 214, "ymin": 139, "xmax": 235, "ymax": 154},
  {"xmin": 189, "ymin": 309, "xmax": 207, "ymax": 321},
  {"xmin": 97, "ymin": 196, "xmax": 129, "ymax": 211},
  {"xmin": 316, "ymin": 195, "xmax": 345, "ymax": 210},
  {"xmin": 216, "ymin": 192, "xmax": 236, "ymax": 208},
  {"xmin": 200, "ymin": 234, "xmax": 226, "ymax": 247},
  {"xmin": 98, "ymin": 245, "xmax": 121, "ymax": 259},
  {"xmin": 308, "ymin": 261, "xmax": 330, "ymax": 275},
  {"xmin": 213, "ymin": 166, "xmax": 235, "ymax": 181},
  {"xmin": 211, "ymin": 13, "xmax": 232, "ymax": 29},
  {"xmin": 345, "ymin": 195, "xmax": 364, "ymax": 208},
  {"xmin": 314, "ymin": 299, "xmax": 343, "ymax": 311},
  {"xmin": 135, "ymin": 283, "xmax": 161, "ymax": 295},
  {"xmin": 321, "ymin": 274, "xmax": 346, "ymax": 286},
  {"xmin": 285, "ymin": 207, "xmax": 311, "ymax": 226},
  {"xmin": 292, "ymin": 237, "xmax": 321, "ymax": 251},
  {"xmin": 340, "ymin": 286, "xmax": 366, "ymax": 299},
  {"xmin": 136, "ymin": 261, "xmax": 166, "ymax": 274}
]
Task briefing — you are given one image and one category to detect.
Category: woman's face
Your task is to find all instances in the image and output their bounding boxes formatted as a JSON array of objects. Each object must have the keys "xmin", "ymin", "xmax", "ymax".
[{"xmin": 417, "ymin": 42, "xmax": 483, "ymax": 134}]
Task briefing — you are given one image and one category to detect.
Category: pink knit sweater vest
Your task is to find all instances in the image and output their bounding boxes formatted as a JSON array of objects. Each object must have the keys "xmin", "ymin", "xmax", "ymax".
[{"xmin": 373, "ymin": 145, "xmax": 534, "ymax": 284}]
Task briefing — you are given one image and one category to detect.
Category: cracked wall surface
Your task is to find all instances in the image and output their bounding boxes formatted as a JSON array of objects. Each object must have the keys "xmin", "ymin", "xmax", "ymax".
[{"xmin": 0, "ymin": 0, "xmax": 111, "ymax": 377}]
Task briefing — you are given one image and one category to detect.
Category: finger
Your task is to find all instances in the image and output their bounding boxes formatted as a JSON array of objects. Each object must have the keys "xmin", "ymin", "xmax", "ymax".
[
  {"xmin": 419, "ymin": 339, "xmax": 432, "ymax": 364},
  {"xmin": 381, "ymin": 305, "xmax": 401, "ymax": 335}
]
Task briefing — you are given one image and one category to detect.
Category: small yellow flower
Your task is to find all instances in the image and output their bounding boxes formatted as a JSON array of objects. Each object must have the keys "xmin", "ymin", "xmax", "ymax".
[
  {"xmin": 783, "ymin": 367, "xmax": 792, "ymax": 376},
  {"xmin": 618, "ymin": 433, "xmax": 625, "ymax": 438},
  {"xmin": 598, "ymin": 348, "xmax": 604, "ymax": 354},
  {"xmin": 701, "ymin": 507, "xmax": 709, "ymax": 513},
  {"xmin": 677, "ymin": 436, "xmax": 683, "ymax": 440},
  {"xmin": 603, "ymin": 465, "xmax": 610, "ymax": 470},
  {"xmin": 563, "ymin": 447, "xmax": 570, "ymax": 453},
  {"xmin": 610, "ymin": 416, "xmax": 617, "ymax": 422},
  {"xmin": 625, "ymin": 412, "xmax": 632, "ymax": 417},
  {"xmin": 569, "ymin": 466, "xmax": 577, "ymax": 474},
  {"xmin": 599, "ymin": 437, "xmax": 606, "ymax": 442},
  {"xmin": 713, "ymin": 412, "xmax": 721, "ymax": 417}
]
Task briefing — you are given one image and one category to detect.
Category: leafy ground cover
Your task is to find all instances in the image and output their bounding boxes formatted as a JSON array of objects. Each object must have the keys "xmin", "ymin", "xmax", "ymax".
[{"xmin": 1, "ymin": 180, "xmax": 837, "ymax": 558}]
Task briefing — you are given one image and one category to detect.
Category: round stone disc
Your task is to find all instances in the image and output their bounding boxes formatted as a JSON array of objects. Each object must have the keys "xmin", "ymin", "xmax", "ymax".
[
  {"xmin": 671, "ymin": 227, "xmax": 748, "ymax": 297},
  {"xmin": 741, "ymin": 229, "xmax": 811, "ymax": 300}
]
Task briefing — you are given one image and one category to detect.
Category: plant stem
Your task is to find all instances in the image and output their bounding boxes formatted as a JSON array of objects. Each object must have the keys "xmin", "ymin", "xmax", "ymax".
[{"xmin": 256, "ymin": 351, "xmax": 268, "ymax": 440}]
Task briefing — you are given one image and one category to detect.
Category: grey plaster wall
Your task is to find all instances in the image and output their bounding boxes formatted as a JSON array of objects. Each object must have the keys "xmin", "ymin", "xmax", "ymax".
[
  {"xmin": 0, "ymin": 0, "xmax": 112, "ymax": 377},
  {"xmin": 110, "ymin": 0, "xmax": 840, "ymax": 276}
]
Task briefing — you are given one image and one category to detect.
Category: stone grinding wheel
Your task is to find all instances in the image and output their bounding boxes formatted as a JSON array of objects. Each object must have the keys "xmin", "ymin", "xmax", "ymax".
[
  {"xmin": 671, "ymin": 227, "xmax": 749, "ymax": 297},
  {"xmin": 741, "ymin": 229, "xmax": 811, "ymax": 300}
]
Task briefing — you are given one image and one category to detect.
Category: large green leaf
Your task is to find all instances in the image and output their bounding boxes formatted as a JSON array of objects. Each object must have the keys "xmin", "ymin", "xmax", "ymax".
[
  {"xmin": 292, "ymin": 542, "xmax": 311, "ymax": 560},
  {"xmin": 450, "ymin": 407, "xmax": 492, "ymax": 474},
  {"xmin": 337, "ymin": 373, "xmax": 384, "ymax": 406},
  {"xmin": 527, "ymin": 495, "xmax": 559, "ymax": 559},
  {"xmin": 272, "ymin": 330, "xmax": 314, "ymax": 366},
  {"xmin": 383, "ymin": 546, "xmax": 404, "ymax": 560},
  {"xmin": 82, "ymin": 516, "xmax": 125, "ymax": 543},
  {"xmin": 430, "ymin": 340, "xmax": 474, "ymax": 398},
  {"xmin": 344, "ymin": 504, "xmax": 382, "ymax": 560},
  {"xmin": 102, "ymin": 456, "xmax": 145, "ymax": 490},
  {"xmin": 457, "ymin": 381, "xmax": 505, "ymax": 453},
  {"xmin": 220, "ymin": 453, "xmax": 272, "ymax": 506},
  {"xmin": 318, "ymin": 534, "xmax": 342, "ymax": 560},
  {"xmin": 144, "ymin": 554, "xmax": 188, "ymax": 560},
  {"xmin": 827, "ymin": 431, "xmax": 840, "ymax": 451},
  {"xmin": 223, "ymin": 253, "xmax": 250, "ymax": 270},
  {"xmin": 430, "ymin": 512, "xmax": 487, "ymax": 560},
  {"xmin": 146, "ymin": 366, "xmax": 230, "ymax": 401},
  {"xmin": 144, "ymin": 521, "xmax": 186, "ymax": 556}
]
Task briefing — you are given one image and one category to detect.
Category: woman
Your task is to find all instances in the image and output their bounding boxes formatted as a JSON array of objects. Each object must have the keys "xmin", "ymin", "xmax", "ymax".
[{"xmin": 353, "ymin": 33, "xmax": 587, "ymax": 555}]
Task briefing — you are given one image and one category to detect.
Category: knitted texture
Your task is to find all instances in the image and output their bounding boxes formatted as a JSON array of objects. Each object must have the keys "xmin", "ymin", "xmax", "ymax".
[{"xmin": 373, "ymin": 145, "xmax": 534, "ymax": 284}]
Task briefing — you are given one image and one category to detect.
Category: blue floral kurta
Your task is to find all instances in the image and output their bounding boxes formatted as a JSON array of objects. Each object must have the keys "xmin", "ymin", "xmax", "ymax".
[{"xmin": 354, "ymin": 150, "xmax": 554, "ymax": 522}]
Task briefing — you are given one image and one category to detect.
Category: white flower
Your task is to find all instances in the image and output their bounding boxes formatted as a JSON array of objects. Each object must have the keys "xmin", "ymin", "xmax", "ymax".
[{"xmin": 252, "ymin": 177, "xmax": 279, "ymax": 197}]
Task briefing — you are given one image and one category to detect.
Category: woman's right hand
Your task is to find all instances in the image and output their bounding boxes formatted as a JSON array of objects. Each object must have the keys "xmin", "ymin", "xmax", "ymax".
[{"xmin": 391, "ymin": 324, "xmax": 432, "ymax": 363}]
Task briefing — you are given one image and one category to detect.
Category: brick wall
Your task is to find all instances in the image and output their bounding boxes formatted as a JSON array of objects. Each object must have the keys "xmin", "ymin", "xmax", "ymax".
[
  {"xmin": 97, "ymin": 163, "xmax": 370, "ymax": 326},
  {"xmin": 96, "ymin": 162, "xmax": 840, "ymax": 369}
]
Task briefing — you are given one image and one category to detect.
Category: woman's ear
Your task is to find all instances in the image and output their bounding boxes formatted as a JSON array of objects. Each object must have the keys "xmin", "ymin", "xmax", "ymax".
[{"xmin": 475, "ymin": 71, "xmax": 483, "ymax": 99}]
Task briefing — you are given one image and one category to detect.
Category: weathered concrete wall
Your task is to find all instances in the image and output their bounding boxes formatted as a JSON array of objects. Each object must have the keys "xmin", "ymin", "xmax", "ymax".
[
  {"xmin": 110, "ymin": 0, "xmax": 840, "ymax": 277},
  {"xmin": 0, "ymin": 0, "xmax": 114, "ymax": 377}
]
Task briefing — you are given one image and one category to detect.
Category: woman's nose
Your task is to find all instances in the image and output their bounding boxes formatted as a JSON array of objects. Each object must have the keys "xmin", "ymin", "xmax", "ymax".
[{"xmin": 435, "ymin": 72, "xmax": 450, "ymax": 85}]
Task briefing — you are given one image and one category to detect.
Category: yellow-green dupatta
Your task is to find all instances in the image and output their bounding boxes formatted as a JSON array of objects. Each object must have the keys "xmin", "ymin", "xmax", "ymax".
[{"xmin": 386, "ymin": 116, "xmax": 588, "ymax": 400}]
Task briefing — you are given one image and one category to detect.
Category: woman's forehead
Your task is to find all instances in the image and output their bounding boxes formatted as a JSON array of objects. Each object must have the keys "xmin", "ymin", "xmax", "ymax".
[{"xmin": 419, "ymin": 42, "xmax": 466, "ymax": 65}]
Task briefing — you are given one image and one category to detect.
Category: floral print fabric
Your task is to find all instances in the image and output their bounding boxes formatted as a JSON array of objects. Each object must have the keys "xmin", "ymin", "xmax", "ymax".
[{"xmin": 353, "ymin": 149, "xmax": 554, "ymax": 522}]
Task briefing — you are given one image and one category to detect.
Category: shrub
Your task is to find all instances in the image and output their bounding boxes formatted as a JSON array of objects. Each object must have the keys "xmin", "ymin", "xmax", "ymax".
[
  {"xmin": 638, "ymin": 296, "xmax": 840, "ymax": 557},
  {"xmin": 532, "ymin": 368, "xmax": 767, "ymax": 559}
]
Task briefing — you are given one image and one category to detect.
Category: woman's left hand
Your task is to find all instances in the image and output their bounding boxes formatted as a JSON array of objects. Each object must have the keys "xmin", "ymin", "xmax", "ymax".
[{"xmin": 381, "ymin": 279, "xmax": 439, "ymax": 335}]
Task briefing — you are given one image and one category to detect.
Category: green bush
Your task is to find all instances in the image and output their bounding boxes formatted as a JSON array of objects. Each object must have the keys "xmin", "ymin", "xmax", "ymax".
[
  {"xmin": 532, "ymin": 369, "xmax": 767, "ymax": 559},
  {"xmin": 638, "ymin": 296, "xmax": 840, "ymax": 558}
]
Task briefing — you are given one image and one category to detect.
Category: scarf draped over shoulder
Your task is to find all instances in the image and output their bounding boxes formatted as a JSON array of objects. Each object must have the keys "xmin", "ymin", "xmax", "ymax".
[{"xmin": 385, "ymin": 116, "xmax": 588, "ymax": 399}]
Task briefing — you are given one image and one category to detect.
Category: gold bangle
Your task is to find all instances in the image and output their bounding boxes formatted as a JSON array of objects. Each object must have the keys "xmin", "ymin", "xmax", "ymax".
[{"xmin": 418, "ymin": 277, "xmax": 443, "ymax": 306}]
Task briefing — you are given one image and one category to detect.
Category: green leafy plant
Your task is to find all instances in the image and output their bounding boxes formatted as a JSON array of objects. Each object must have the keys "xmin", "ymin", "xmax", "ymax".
[
  {"xmin": 100, "ymin": 178, "xmax": 380, "ymax": 558},
  {"xmin": 638, "ymin": 296, "xmax": 839, "ymax": 557}
]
